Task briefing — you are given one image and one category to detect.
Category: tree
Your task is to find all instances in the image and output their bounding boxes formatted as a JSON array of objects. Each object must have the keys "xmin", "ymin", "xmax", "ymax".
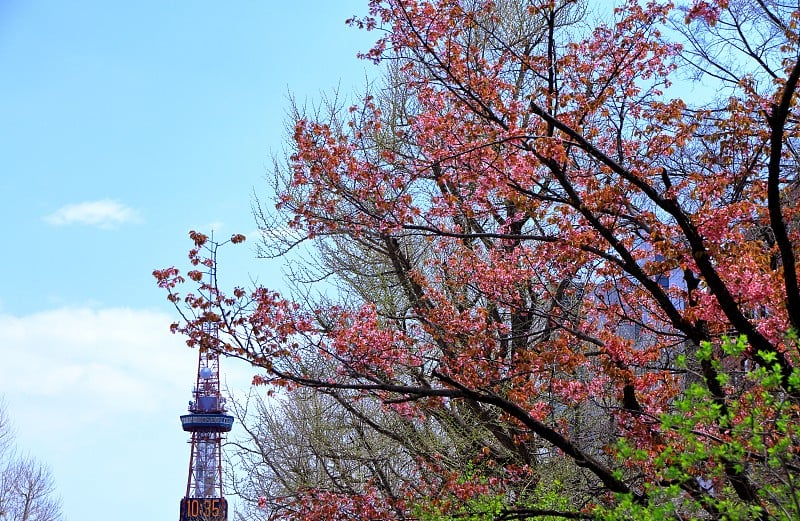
[
  {"xmin": 226, "ymin": 387, "xmax": 427, "ymax": 521},
  {"xmin": 157, "ymin": 0, "xmax": 800, "ymax": 519},
  {"xmin": 0, "ymin": 403, "xmax": 63, "ymax": 521}
]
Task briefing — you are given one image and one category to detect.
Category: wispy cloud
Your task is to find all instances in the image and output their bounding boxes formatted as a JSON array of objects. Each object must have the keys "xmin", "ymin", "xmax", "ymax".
[
  {"xmin": 0, "ymin": 306, "xmax": 254, "ymax": 521},
  {"xmin": 0, "ymin": 306, "xmax": 253, "ymax": 433},
  {"xmin": 1, "ymin": 307, "xmax": 190, "ymax": 413},
  {"xmin": 43, "ymin": 199, "xmax": 141, "ymax": 229}
]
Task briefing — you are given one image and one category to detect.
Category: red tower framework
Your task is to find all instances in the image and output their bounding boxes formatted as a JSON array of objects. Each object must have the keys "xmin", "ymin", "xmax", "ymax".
[{"xmin": 179, "ymin": 321, "xmax": 234, "ymax": 521}]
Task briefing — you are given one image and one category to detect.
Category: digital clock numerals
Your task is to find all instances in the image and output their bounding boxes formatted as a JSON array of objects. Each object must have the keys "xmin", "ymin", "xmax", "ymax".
[{"xmin": 181, "ymin": 497, "xmax": 227, "ymax": 520}]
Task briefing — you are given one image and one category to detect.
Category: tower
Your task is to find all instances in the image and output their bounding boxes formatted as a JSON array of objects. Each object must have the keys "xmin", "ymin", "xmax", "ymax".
[{"xmin": 179, "ymin": 321, "xmax": 234, "ymax": 521}]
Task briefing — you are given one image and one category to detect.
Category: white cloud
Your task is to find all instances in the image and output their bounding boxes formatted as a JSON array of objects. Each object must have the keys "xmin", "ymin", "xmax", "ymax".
[
  {"xmin": 0, "ymin": 306, "xmax": 253, "ymax": 436},
  {"xmin": 0, "ymin": 308, "xmax": 191, "ymax": 419},
  {"xmin": 0, "ymin": 306, "xmax": 255, "ymax": 521},
  {"xmin": 43, "ymin": 199, "xmax": 141, "ymax": 229}
]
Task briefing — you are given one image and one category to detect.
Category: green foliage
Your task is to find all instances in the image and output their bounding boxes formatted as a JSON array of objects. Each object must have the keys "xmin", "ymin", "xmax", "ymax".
[
  {"xmin": 412, "ymin": 493, "xmax": 503, "ymax": 521},
  {"xmin": 411, "ymin": 470, "xmax": 572, "ymax": 521},
  {"xmin": 596, "ymin": 335, "xmax": 800, "ymax": 520},
  {"xmin": 410, "ymin": 468, "xmax": 502, "ymax": 521}
]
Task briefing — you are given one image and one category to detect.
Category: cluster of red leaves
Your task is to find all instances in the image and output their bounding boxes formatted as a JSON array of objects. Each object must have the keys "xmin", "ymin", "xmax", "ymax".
[
  {"xmin": 685, "ymin": 0, "xmax": 727, "ymax": 25},
  {"xmin": 158, "ymin": 0, "xmax": 800, "ymax": 519}
]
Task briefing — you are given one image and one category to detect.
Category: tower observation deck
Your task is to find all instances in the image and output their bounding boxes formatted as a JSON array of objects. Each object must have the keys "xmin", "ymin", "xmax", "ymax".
[{"xmin": 179, "ymin": 321, "xmax": 234, "ymax": 521}]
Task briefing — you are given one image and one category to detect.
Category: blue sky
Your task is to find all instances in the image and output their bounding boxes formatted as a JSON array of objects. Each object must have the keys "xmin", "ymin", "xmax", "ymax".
[{"xmin": 0, "ymin": 1, "xmax": 374, "ymax": 519}]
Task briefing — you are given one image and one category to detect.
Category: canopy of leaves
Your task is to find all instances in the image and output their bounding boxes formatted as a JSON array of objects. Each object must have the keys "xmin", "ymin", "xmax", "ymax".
[{"xmin": 157, "ymin": 1, "xmax": 800, "ymax": 519}]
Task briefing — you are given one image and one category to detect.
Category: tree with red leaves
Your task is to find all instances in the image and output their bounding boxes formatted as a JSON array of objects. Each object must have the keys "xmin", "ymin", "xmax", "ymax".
[{"xmin": 157, "ymin": 1, "xmax": 800, "ymax": 519}]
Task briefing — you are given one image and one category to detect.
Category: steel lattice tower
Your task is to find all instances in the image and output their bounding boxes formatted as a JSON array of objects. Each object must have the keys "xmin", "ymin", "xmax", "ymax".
[{"xmin": 179, "ymin": 320, "xmax": 234, "ymax": 521}]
